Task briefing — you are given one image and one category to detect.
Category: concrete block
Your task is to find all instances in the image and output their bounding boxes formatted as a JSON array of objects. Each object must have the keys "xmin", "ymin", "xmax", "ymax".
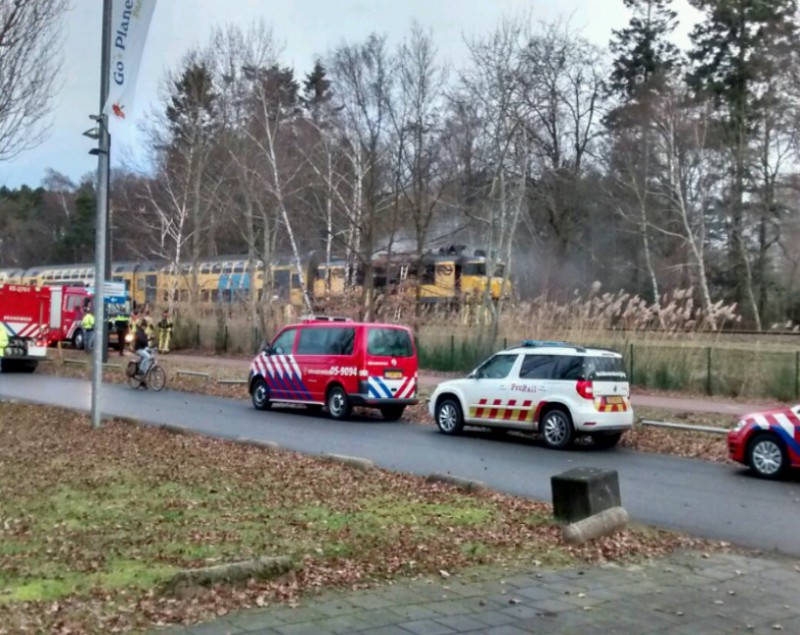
[
  {"xmin": 551, "ymin": 467, "xmax": 621, "ymax": 523},
  {"xmin": 562, "ymin": 506, "xmax": 629, "ymax": 545},
  {"xmin": 326, "ymin": 454, "xmax": 375, "ymax": 471}
]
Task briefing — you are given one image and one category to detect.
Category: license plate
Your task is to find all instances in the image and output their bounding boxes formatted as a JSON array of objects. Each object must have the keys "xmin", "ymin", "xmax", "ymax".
[
  {"xmin": 606, "ymin": 396, "xmax": 623, "ymax": 404},
  {"xmin": 384, "ymin": 370, "xmax": 403, "ymax": 379}
]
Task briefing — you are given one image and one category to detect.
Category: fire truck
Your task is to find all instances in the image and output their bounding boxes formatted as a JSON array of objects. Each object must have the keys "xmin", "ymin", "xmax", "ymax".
[{"xmin": 0, "ymin": 284, "xmax": 51, "ymax": 372}]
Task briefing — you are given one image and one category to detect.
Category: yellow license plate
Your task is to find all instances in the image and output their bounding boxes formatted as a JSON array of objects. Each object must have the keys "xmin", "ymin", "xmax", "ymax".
[
  {"xmin": 384, "ymin": 370, "xmax": 403, "ymax": 379},
  {"xmin": 606, "ymin": 396, "xmax": 624, "ymax": 404}
]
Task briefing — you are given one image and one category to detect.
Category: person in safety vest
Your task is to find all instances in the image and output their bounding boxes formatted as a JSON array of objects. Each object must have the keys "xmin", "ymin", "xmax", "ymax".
[
  {"xmin": 157, "ymin": 310, "xmax": 173, "ymax": 354},
  {"xmin": 0, "ymin": 324, "xmax": 8, "ymax": 374},
  {"xmin": 129, "ymin": 311, "xmax": 139, "ymax": 352},
  {"xmin": 81, "ymin": 309, "xmax": 96, "ymax": 352},
  {"xmin": 145, "ymin": 318, "xmax": 156, "ymax": 349}
]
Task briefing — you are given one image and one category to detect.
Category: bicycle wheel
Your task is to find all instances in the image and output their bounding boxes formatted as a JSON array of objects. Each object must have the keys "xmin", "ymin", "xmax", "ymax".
[
  {"xmin": 128, "ymin": 375, "xmax": 142, "ymax": 389},
  {"xmin": 148, "ymin": 365, "xmax": 166, "ymax": 392}
]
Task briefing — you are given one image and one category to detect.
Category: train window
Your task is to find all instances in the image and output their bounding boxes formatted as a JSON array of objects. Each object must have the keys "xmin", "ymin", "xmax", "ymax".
[
  {"xmin": 222, "ymin": 263, "xmax": 233, "ymax": 274},
  {"xmin": 494, "ymin": 264, "xmax": 505, "ymax": 277},
  {"xmin": 211, "ymin": 264, "xmax": 222, "ymax": 274},
  {"xmin": 463, "ymin": 262, "xmax": 486, "ymax": 276},
  {"xmin": 201, "ymin": 290, "xmax": 210, "ymax": 302},
  {"xmin": 233, "ymin": 264, "xmax": 244, "ymax": 273},
  {"xmin": 200, "ymin": 265, "xmax": 211, "ymax": 274},
  {"xmin": 291, "ymin": 274, "xmax": 300, "ymax": 288},
  {"xmin": 421, "ymin": 265, "xmax": 436, "ymax": 284}
]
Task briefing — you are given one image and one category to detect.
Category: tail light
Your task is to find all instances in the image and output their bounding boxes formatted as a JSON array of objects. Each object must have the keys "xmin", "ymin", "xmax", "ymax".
[{"xmin": 576, "ymin": 379, "xmax": 593, "ymax": 399}]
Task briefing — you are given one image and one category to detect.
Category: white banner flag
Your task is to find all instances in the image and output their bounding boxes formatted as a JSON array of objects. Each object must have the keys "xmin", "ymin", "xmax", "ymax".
[{"xmin": 102, "ymin": 0, "xmax": 157, "ymax": 121}]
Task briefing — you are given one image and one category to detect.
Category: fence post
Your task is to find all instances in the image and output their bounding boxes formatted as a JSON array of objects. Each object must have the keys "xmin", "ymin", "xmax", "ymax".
[
  {"xmin": 224, "ymin": 326, "xmax": 229, "ymax": 353},
  {"xmin": 706, "ymin": 347, "xmax": 712, "ymax": 396},
  {"xmin": 195, "ymin": 324, "xmax": 200, "ymax": 348},
  {"xmin": 796, "ymin": 351, "xmax": 799, "ymax": 399},
  {"xmin": 450, "ymin": 334, "xmax": 455, "ymax": 370},
  {"xmin": 629, "ymin": 343, "xmax": 635, "ymax": 385},
  {"xmin": 503, "ymin": 337, "xmax": 507, "ymax": 349}
]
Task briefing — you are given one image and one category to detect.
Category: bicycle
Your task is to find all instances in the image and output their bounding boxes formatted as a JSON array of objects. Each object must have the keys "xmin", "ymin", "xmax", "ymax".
[{"xmin": 126, "ymin": 347, "xmax": 166, "ymax": 391}]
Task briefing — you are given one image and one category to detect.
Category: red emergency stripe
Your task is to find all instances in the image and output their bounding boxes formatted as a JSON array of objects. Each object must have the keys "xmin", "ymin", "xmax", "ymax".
[
  {"xmin": 475, "ymin": 398, "xmax": 488, "ymax": 418},
  {"xmin": 488, "ymin": 399, "xmax": 502, "ymax": 419},
  {"xmin": 517, "ymin": 400, "xmax": 532, "ymax": 422},
  {"xmin": 504, "ymin": 400, "xmax": 516, "ymax": 420}
]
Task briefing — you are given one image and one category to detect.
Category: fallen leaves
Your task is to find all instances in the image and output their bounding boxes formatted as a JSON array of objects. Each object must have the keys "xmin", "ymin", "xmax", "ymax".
[{"xmin": 0, "ymin": 401, "xmax": 720, "ymax": 634}]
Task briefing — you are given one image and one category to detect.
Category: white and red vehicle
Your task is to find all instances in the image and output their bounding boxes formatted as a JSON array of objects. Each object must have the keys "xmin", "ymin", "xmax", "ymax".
[{"xmin": 0, "ymin": 284, "xmax": 51, "ymax": 372}]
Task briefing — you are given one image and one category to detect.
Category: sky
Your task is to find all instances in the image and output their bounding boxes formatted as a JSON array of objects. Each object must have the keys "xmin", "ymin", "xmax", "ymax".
[{"xmin": 0, "ymin": 0, "xmax": 701, "ymax": 189}]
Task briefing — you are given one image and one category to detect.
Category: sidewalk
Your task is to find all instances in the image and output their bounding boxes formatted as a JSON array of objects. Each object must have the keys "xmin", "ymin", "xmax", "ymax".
[{"xmin": 152, "ymin": 550, "xmax": 800, "ymax": 635}]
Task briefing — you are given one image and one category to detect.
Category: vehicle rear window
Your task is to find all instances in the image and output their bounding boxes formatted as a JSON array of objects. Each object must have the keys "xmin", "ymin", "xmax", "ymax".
[
  {"xmin": 583, "ymin": 355, "xmax": 627, "ymax": 380},
  {"xmin": 368, "ymin": 328, "xmax": 413, "ymax": 357}
]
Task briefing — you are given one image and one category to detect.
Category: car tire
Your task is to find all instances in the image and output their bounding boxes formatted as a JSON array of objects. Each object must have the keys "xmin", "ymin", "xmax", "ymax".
[
  {"xmin": 747, "ymin": 433, "xmax": 788, "ymax": 480},
  {"xmin": 435, "ymin": 397, "xmax": 464, "ymax": 435},
  {"xmin": 326, "ymin": 385, "xmax": 351, "ymax": 420},
  {"xmin": 251, "ymin": 377, "xmax": 271, "ymax": 411},
  {"xmin": 539, "ymin": 407, "xmax": 574, "ymax": 450},
  {"xmin": 380, "ymin": 405, "xmax": 406, "ymax": 421},
  {"xmin": 73, "ymin": 331, "xmax": 84, "ymax": 350},
  {"xmin": 591, "ymin": 431, "xmax": 623, "ymax": 449}
]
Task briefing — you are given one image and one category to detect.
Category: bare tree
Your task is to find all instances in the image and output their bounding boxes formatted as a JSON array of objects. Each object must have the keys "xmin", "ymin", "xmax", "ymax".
[
  {"xmin": 0, "ymin": 0, "xmax": 67, "ymax": 161},
  {"xmin": 649, "ymin": 83, "xmax": 720, "ymax": 328},
  {"xmin": 388, "ymin": 22, "xmax": 449, "ymax": 319}
]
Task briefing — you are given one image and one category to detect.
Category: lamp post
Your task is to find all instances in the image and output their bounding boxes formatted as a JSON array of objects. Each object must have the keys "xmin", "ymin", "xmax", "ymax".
[{"xmin": 89, "ymin": 0, "xmax": 112, "ymax": 429}]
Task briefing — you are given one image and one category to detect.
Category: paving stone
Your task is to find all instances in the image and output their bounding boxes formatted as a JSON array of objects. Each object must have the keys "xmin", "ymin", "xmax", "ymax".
[
  {"xmin": 471, "ymin": 609, "xmax": 519, "ymax": 628},
  {"xmin": 433, "ymin": 614, "xmax": 490, "ymax": 632},
  {"xmin": 358, "ymin": 626, "xmax": 416, "ymax": 635},
  {"xmin": 397, "ymin": 618, "xmax": 456, "ymax": 635},
  {"xmin": 227, "ymin": 610, "xmax": 288, "ymax": 631},
  {"xmin": 273, "ymin": 622, "xmax": 335, "ymax": 635},
  {"xmin": 188, "ymin": 621, "xmax": 244, "ymax": 635},
  {"xmin": 477, "ymin": 626, "xmax": 531, "ymax": 635},
  {"xmin": 510, "ymin": 585, "xmax": 558, "ymax": 602},
  {"xmin": 314, "ymin": 614, "xmax": 373, "ymax": 634},
  {"xmin": 387, "ymin": 603, "xmax": 444, "ymax": 621},
  {"xmin": 417, "ymin": 599, "xmax": 476, "ymax": 616},
  {"xmin": 309, "ymin": 599, "xmax": 358, "ymax": 618}
]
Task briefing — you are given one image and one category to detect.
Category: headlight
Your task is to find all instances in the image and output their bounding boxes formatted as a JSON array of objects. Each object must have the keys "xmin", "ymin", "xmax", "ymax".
[
  {"xmin": 731, "ymin": 419, "xmax": 747, "ymax": 433},
  {"xmin": 125, "ymin": 333, "xmax": 133, "ymax": 343}
]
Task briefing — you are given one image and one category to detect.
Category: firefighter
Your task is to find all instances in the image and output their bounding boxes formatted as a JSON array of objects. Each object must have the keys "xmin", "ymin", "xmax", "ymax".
[
  {"xmin": 114, "ymin": 310, "xmax": 130, "ymax": 356},
  {"xmin": 129, "ymin": 311, "xmax": 139, "ymax": 352},
  {"xmin": 0, "ymin": 324, "xmax": 8, "ymax": 374},
  {"xmin": 145, "ymin": 318, "xmax": 156, "ymax": 349},
  {"xmin": 81, "ymin": 308, "xmax": 96, "ymax": 352},
  {"xmin": 157, "ymin": 309, "xmax": 173, "ymax": 354}
]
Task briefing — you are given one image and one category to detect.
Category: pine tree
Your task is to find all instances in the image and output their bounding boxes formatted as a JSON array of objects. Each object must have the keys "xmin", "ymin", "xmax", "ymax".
[
  {"xmin": 608, "ymin": 0, "xmax": 681, "ymax": 99},
  {"xmin": 686, "ymin": 0, "xmax": 799, "ymax": 328},
  {"xmin": 301, "ymin": 60, "xmax": 333, "ymax": 118},
  {"xmin": 166, "ymin": 61, "xmax": 217, "ymax": 146}
]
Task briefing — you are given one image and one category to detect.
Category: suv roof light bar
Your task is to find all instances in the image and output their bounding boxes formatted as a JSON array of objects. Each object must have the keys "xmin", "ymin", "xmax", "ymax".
[
  {"xmin": 514, "ymin": 340, "xmax": 587, "ymax": 353},
  {"xmin": 301, "ymin": 315, "xmax": 353, "ymax": 322}
]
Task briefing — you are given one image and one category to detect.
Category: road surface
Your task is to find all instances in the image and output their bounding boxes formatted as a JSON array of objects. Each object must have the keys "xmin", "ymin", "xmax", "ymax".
[{"xmin": 2, "ymin": 374, "xmax": 799, "ymax": 555}]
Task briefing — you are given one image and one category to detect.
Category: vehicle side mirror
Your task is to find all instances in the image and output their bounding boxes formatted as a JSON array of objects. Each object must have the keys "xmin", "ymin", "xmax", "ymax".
[
  {"xmin": 262, "ymin": 344, "xmax": 274, "ymax": 355},
  {"xmin": 468, "ymin": 369, "xmax": 480, "ymax": 379}
]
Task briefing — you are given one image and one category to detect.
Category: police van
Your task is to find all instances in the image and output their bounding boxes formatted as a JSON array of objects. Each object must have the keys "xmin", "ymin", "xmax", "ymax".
[{"xmin": 249, "ymin": 317, "xmax": 418, "ymax": 421}]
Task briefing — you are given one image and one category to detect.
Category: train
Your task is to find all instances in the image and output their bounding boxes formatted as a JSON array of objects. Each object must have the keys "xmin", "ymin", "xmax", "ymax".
[{"xmin": 0, "ymin": 245, "xmax": 511, "ymax": 311}]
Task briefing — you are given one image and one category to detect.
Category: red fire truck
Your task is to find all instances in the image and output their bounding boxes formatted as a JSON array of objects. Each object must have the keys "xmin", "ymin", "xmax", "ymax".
[
  {"xmin": 47, "ymin": 285, "xmax": 92, "ymax": 348},
  {"xmin": 0, "ymin": 284, "xmax": 51, "ymax": 372}
]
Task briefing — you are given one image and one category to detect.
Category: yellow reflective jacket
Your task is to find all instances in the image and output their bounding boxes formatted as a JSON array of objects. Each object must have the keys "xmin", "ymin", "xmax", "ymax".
[{"xmin": 0, "ymin": 326, "xmax": 8, "ymax": 358}]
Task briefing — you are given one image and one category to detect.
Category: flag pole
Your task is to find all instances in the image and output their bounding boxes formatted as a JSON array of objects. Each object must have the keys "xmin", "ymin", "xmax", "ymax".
[{"xmin": 91, "ymin": 0, "xmax": 112, "ymax": 429}]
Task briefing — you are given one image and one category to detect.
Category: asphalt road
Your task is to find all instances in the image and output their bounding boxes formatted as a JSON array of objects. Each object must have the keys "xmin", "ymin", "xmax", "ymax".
[{"xmin": 2, "ymin": 374, "xmax": 799, "ymax": 556}]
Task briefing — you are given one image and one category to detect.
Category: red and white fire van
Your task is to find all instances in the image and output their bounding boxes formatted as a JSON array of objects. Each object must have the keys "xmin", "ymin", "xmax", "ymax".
[
  {"xmin": 0, "ymin": 284, "xmax": 51, "ymax": 371},
  {"xmin": 248, "ymin": 317, "xmax": 419, "ymax": 421}
]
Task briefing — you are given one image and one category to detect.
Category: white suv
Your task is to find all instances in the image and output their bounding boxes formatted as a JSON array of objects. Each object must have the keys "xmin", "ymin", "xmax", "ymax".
[{"xmin": 428, "ymin": 341, "xmax": 633, "ymax": 449}]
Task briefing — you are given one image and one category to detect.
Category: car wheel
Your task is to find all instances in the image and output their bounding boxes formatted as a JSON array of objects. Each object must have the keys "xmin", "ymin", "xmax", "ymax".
[
  {"xmin": 540, "ymin": 407, "xmax": 574, "ymax": 450},
  {"xmin": 747, "ymin": 433, "xmax": 788, "ymax": 480},
  {"xmin": 326, "ymin": 385, "xmax": 351, "ymax": 420},
  {"xmin": 73, "ymin": 331, "xmax": 84, "ymax": 350},
  {"xmin": 435, "ymin": 398, "xmax": 464, "ymax": 435},
  {"xmin": 251, "ymin": 378, "xmax": 271, "ymax": 411},
  {"xmin": 380, "ymin": 405, "xmax": 406, "ymax": 421},
  {"xmin": 591, "ymin": 431, "xmax": 623, "ymax": 449}
]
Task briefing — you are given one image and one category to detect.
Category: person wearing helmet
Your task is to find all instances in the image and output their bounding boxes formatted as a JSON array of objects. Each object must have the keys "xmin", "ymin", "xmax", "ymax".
[{"xmin": 0, "ymin": 323, "xmax": 8, "ymax": 374}]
